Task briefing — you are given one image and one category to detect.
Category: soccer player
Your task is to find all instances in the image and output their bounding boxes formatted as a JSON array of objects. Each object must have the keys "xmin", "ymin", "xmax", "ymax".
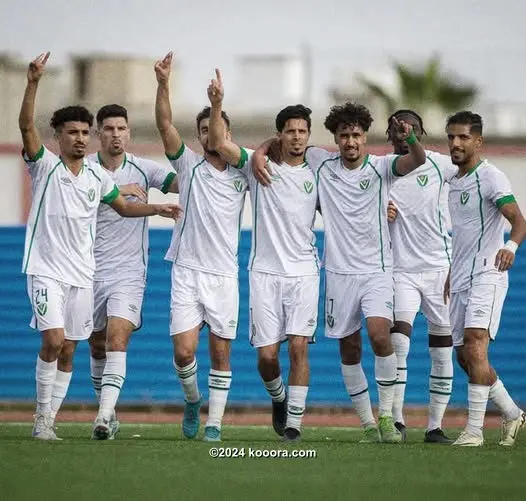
[
  {"xmin": 154, "ymin": 53, "xmax": 248, "ymax": 442},
  {"xmin": 253, "ymin": 103, "xmax": 427, "ymax": 443},
  {"xmin": 207, "ymin": 70, "xmax": 319, "ymax": 441},
  {"xmin": 20, "ymin": 52, "xmax": 181, "ymax": 440},
  {"xmin": 86, "ymin": 104, "xmax": 179, "ymax": 440},
  {"xmin": 444, "ymin": 111, "xmax": 526, "ymax": 446},
  {"xmin": 386, "ymin": 110, "xmax": 457, "ymax": 444}
]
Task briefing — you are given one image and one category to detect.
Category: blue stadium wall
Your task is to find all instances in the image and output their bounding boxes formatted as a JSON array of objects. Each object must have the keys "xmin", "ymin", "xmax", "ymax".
[{"xmin": 1, "ymin": 227, "xmax": 525, "ymax": 407}]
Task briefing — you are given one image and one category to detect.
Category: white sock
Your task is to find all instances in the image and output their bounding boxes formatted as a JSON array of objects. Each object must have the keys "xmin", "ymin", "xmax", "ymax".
[
  {"xmin": 99, "ymin": 351, "xmax": 126, "ymax": 420},
  {"xmin": 375, "ymin": 353, "xmax": 398, "ymax": 417},
  {"xmin": 206, "ymin": 369, "xmax": 232, "ymax": 429},
  {"xmin": 391, "ymin": 332, "xmax": 410, "ymax": 425},
  {"xmin": 90, "ymin": 356, "xmax": 106, "ymax": 403},
  {"xmin": 263, "ymin": 375, "xmax": 286, "ymax": 403},
  {"xmin": 50, "ymin": 370, "xmax": 72, "ymax": 419},
  {"xmin": 489, "ymin": 379, "xmax": 521, "ymax": 421},
  {"xmin": 341, "ymin": 363, "xmax": 375, "ymax": 427},
  {"xmin": 36, "ymin": 356, "xmax": 57, "ymax": 415},
  {"xmin": 286, "ymin": 386, "xmax": 308, "ymax": 431},
  {"xmin": 466, "ymin": 383, "xmax": 489, "ymax": 435},
  {"xmin": 428, "ymin": 346, "xmax": 453, "ymax": 431},
  {"xmin": 174, "ymin": 358, "xmax": 200, "ymax": 403}
]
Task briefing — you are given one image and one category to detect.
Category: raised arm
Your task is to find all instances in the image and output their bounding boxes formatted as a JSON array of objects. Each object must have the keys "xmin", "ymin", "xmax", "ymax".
[
  {"xmin": 154, "ymin": 52, "xmax": 183, "ymax": 157},
  {"xmin": 19, "ymin": 52, "xmax": 50, "ymax": 159},
  {"xmin": 494, "ymin": 202, "xmax": 526, "ymax": 272},
  {"xmin": 207, "ymin": 68, "xmax": 243, "ymax": 166},
  {"xmin": 390, "ymin": 117, "xmax": 427, "ymax": 176}
]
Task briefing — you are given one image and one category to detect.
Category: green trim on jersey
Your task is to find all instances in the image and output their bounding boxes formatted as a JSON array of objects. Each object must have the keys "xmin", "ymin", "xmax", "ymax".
[
  {"xmin": 315, "ymin": 156, "xmax": 340, "ymax": 184},
  {"xmin": 496, "ymin": 194, "xmax": 516, "ymax": 208},
  {"xmin": 88, "ymin": 168, "xmax": 102, "ymax": 183},
  {"xmin": 161, "ymin": 172, "xmax": 176, "ymax": 193},
  {"xmin": 391, "ymin": 155, "xmax": 403, "ymax": 177},
  {"xmin": 102, "ymin": 185, "xmax": 120, "ymax": 204},
  {"xmin": 174, "ymin": 159, "xmax": 206, "ymax": 262},
  {"xmin": 23, "ymin": 160, "xmax": 62, "ymax": 273},
  {"xmin": 25, "ymin": 145, "xmax": 45, "ymax": 162},
  {"xmin": 360, "ymin": 153, "xmax": 370, "ymax": 169},
  {"xmin": 249, "ymin": 182, "xmax": 260, "ymax": 270},
  {"xmin": 467, "ymin": 159, "xmax": 483, "ymax": 177},
  {"xmin": 97, "ymin": 152, "xmax": 127, "ymax": 170},
  {"xmin": 128, "ymin": 161, "xmax": 149, "ymax": 190},
  {"xmin": 469, "ymin": 171, "xmax": 485, "ymax": 286},
  {"xmin": 427, "ymin": 155, "xmax": 451, "ymax": 265},
  {"xmin": 166, "ymin": 143, "xmax": 185, "ymax": 161},
  {"xmin": 236, "ymin": 147, "xmax": 249, "ymax": 169},
  {"xmin": 367, "ymin": 161, "xmax": 385, "ymax": 271}
]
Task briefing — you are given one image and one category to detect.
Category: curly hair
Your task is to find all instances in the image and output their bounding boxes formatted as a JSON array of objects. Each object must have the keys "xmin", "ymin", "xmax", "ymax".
[
  {"xmin": 324, "ymin": 102, "xmax": 373, "ymax": 134},
  {"xmin": 50, "ymin": 106, "xmax": 93, "ymax": 130}
]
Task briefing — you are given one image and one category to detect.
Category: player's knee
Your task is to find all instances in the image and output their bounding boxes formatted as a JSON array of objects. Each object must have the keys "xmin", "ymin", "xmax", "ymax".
[
  {"xmin": 339, "ymin": 339, "xmax": 361, "ymax": 365},
  {"xmin": 174, "ymin": 347, "xmax": 196, "ymax": 367},
  {"xmin": 368, "ymin": 331, "xmax": 391, "ymax": 356},
  {"xmin": 392, "ymin": 319, "xmax": 412, "ymax": 336},
  {"xmin": 41, "ymin": 329, "xmax": 64, "ymax": 358},
  {"xmin": 428, "ymin": 324, "xmax": 453, "ymax": 348},
  {"xmin": 288, "ymin": 337, "xmax": 308, "ymax": 365},
  {"xmin": 89, "ymin": 333, "xmax": 107, "ymax": 358}
]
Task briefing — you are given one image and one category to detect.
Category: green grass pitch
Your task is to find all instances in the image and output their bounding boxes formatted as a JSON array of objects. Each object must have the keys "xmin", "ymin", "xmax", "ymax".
[{"xmin": 1, "ymin": 423, "xmax": 525, "ymax": 501}]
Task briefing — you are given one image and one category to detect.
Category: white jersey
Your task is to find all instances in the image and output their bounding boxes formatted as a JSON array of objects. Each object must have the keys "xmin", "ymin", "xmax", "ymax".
[
  {"xmin": 240, "ymin": 148, "xmax": 319, "ymax": 277},
  {"xmin": 448, "ymin": 160, "xmax": 515, "ymax": 292},
  {"xmin": 306, "ymin": 147, "xmax": 399, "ymax": 274},
  {"xmin": 89, "ymin": 152, "xmax": 176, "ymax": 282},
  {"xmin": 164, "ymin": 143, "xmax": 248, "ymax": 278},
  {"xmin": 389, "ymin": 150, "xmax": 457, "ymax": 273},
  {"xmin": 22, "ymin": 145, "xmax": 119, "ymax": 288}
]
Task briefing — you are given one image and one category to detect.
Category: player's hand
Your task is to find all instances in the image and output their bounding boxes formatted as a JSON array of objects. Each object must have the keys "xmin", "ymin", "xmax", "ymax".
[
  {"xmin": 495, "ymin": 248, "xmax": 515, "ymax": 272},
  {"xmin": 253, "ymin": 153, "xmax": 272, "ymax": 186},
  {"xmin": 391, "ymin": 116, "xmax": 414, "ymax": 141},
  {"xmin": 119, "ymin": 183, "xmax": 147, "ymax": 203},
  {"xmin": 443, "ymin": 271, "xmax": 451, "ymax": 305},
  {"xmin": 27, "ymin": 52, "xmax": 50, "ymax": 83},
  {"xmin": 155, "ymin": 203, "xmax": 183, "ymax": 221},
  {"xmin": 387, "ymin": 200, "xmax": 398, "ymax": 223},
  {"xmin": 207, "ymin": 68, "xmax": 224, "ymax": 106},
  {"xmin": 154, "ymin": 52, "xmax": 173, "ymax": 84}
]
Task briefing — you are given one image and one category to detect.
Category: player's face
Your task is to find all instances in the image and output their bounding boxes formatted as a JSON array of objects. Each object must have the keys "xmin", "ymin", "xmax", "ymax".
[
  {"xmin": 198, "ymin": 117, "xmax": 231, "ymax": 156},
  {"xmin": 98, "ymin": 117, "xmax": 130, "ymax": 156},
  {"xmin": 447, "ymin": 123, "xmax": 482, "ymax": 166},
  {"xmin": 389, "ymin": 115, "xmax": 422, "ymax": 155},
  {"xmin": 277, "ymin": 118, "xmax": 310, "ymax": 158},
  {"xmin": 334, "ymin": 124, "xmax": 367, "ymax": 163},
  {"xmin": 56, "ymin": 121, "xmax": 90, "ymax": 159}
]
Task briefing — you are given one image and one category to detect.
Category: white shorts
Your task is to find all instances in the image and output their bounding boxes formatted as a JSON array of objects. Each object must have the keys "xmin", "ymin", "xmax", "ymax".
[
  {"xmin": 93, "ymin": 278, "xmax": 145, "ymax": 332},
  {"xmin": 249, "ymin": 271, "xmax": 319, "ymax": 348},
  {"xmin": 393, "ymin": 269, "xmax": 450, "ymax": 327},
  {"xmin": 170, "ymin": 264, "xmax": 239, "ymax": 339},
  {"xmin": 450, "ymin": 281, "xmax": 508, "ymax": 347},
  {"xmin": 27, "ymin": 275, "xmax": 93, "ymax": 341},
  {"xmin": 325, "ymin": 271, "xmax": 394, "ymax": 339}
]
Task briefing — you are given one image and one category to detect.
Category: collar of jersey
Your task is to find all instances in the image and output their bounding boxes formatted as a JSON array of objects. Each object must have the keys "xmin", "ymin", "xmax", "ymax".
[
  {"xmin": 339, "ymin": 153, "xmax": 369, "ymax": 171},
  {"xmin": 457, "ymin": 159, "xmax": 484, "ymax": 179},
  {"xmin": 60, "ymin": 157, "xmax": 86, "ymax": 176},
  {"xmin": 97, "ymin": 151, "xmax": 127, "ymax": 171}
]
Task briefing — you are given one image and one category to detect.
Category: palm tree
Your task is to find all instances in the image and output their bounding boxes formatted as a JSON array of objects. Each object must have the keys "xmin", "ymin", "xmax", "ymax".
[{"xmin": 357, "ymin": 55, "xmax": 478, "ymax": 116}]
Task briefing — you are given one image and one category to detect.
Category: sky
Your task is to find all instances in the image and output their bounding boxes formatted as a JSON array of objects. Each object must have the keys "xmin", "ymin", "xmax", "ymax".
[{"xmin": 1, "ymin": 0, "xmax": 525, "ymax": 110}]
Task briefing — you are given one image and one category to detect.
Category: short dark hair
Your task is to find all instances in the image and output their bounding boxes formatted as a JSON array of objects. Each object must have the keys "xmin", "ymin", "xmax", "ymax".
[
  {"xmin": 96, "ymin": 104, "xmax": 128, "ymax": 126},
  {"xmin": 386, "ymin": 109, "xmax": 426, "ymax": 136},
  {"xmin": 50, "ymin": 106, "xmax": 93, "ymax": 130},
  {"xmin": 324, "ymin": 102, "xmax": 373, "ymax": 134},
  {"xmin": 196, "ymin": 106, "xmax": 231, "ymax": 132},
  {"xmin": 446, "ymin": 111, "xmax": 483, "ymax": 135},
  {"xmin": 275, "ymin": 104, "xmax": 312, "ymax": 132}
]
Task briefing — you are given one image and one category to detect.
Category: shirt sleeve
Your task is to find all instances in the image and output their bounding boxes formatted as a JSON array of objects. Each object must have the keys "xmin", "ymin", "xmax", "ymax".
[
  {"xmin": 142, "ymin": 159, "xmax": 177, "ymax": 193},
  {"xmin": 99, "ymin": 169, "xmax": 120, "ymax": 204},
  {"xmin": 22, "ymin": 145, "xmax": 61, "ymax": 183},
  {"xmin": 305, "ymin": 146, "xmax": 333, "ymax": 169},
  {"xmin": 484, "ymin": 167, "xmax": 515, "ymax": 208},
  {"xmin": 165, "ymin": 143, "xmax": 201, "ymax": 174},
  {"xmin": 234, "ymin": 147, "xmax": 254, "ymax": 174}
]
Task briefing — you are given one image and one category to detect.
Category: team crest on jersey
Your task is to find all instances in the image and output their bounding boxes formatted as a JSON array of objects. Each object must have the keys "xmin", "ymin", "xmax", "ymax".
[
  {"xmin": 417, "ymin": 174, "xmax": 428, "ymax": 187},
  {"xmin": 304, "ymin": 181, "xmax": 314, "ymax": 194},
  {"xmin": 359, "ymin": 178, "xmax": 370, "ymax": 190},
  {"xmin": 37, "ymin": 303, "xmax": 48, "ymax": 316},
  {"xmin": 233, "ymin": 180, "xmax": 244, "ymax": 192},
  {"xmin": 327, "ymin": 314, "xmax": 335, "ymax": 328},
  {"xmin": 460, "ymin": 191, "xmax": 470, "ymax": 205},
  {"xmin": 88, "ymin": 188, "xmax": 96, "ymax": 202}
]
